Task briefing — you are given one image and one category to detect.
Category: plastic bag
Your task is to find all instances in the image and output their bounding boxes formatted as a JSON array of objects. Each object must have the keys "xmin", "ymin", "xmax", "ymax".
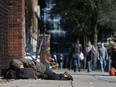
[{"xmin": 79, "ymin": 52, "xmax": 84, "ymax": 60}]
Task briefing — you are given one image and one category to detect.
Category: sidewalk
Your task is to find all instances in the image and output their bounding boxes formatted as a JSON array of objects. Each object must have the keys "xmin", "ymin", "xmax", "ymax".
[{"xmin": 0, "ymin": 69, "xmax": 116, "ymax": 87}]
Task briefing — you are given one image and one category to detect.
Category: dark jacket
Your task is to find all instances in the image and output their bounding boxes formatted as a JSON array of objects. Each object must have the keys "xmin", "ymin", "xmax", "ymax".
[
  {"xmin": 10, "ymin": 58, "xmax": 46, "ymax": 76},
  {"xmin": 86, "ymin": 48, "xmax": 95, "ymax": 61},
  {"xmin": 72, "ymin": 43, "xmax": 82, "ymax": 54}
]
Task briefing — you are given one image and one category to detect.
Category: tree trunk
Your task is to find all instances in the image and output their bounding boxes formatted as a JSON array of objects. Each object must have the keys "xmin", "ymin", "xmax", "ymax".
[{"xmin": 93, "ymin": 24, "xmax": 98, "ymax": 48}]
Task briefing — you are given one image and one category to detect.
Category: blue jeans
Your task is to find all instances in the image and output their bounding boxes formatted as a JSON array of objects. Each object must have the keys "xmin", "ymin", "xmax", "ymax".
[
  {"xmin": 99, "ymin": 56, "xmax": 106, "ymax": 71},
  {"xmin": 87, "ymin": 60, "xmax": 92, "ymax": 72},
  {"xmin": 73, "ymin": 54, "xmax": 81, "ymax": 71},
  {"xmin": 59, "ymin": 62, "xmax": 63, "ymax": 69}
]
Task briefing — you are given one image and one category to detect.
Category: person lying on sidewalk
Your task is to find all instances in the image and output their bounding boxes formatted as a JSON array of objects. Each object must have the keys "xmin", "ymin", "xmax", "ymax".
[{"xmin": 3, "ymin": 58, "xmax": 73, "ymax": 81}]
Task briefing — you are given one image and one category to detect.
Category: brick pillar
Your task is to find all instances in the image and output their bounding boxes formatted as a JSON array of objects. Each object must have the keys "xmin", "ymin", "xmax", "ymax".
[{"xmin": 8, "ymin": 0, "xmax": 25, "ymax": 60}]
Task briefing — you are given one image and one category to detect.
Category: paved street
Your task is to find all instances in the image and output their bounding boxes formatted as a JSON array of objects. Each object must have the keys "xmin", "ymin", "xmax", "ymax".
[{"xmin": 0, "ymin": 69, "xmax": 116, "ymax": 87}]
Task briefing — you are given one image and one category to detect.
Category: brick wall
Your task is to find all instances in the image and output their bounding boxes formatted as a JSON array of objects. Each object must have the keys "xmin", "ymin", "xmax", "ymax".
[
  {"xmin": 0, "ymin": 0, "xmax": 25, "ymax": 71},
  {"xmin": 0, "ymin": 0, "xmax": 40, "ymax": 73},
  {"xmin": 0, "ymin": 0, "xmax": 9, "ymax": 69},
  {"xmin": 8, "ymin": 0, "xmax": 25, "ymax": 60}
]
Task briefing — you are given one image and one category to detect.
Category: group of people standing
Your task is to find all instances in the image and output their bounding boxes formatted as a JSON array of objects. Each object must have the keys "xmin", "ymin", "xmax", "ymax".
[{"xmin": 68, "ymin": 39, "xmax": 112, "ymax": 73}]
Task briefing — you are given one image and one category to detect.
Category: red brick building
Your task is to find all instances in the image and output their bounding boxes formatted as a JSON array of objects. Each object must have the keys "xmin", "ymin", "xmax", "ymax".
[
  {"xmin": 0, "ymin": 0, "xmax": 40, "ymax": 71},
  {"xmin": 0, "ymin": 0, "xmax": 51, "ymax": 75}
]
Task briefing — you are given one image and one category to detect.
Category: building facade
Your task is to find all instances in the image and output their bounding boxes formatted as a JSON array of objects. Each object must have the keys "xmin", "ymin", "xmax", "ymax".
[{"xmin": 0, "ymin": 0, "xmax": 40, "ymax": 73}]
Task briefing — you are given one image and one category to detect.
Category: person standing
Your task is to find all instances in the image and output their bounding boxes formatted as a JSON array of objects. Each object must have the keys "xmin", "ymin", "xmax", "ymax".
[
  {"xmin": 72, "ymin": 39, "xmax": 82, "ymax": 72},
  {"xmin": 58, "ymin": 53, "xmax": 63, "ymax": 69},
  {"xmin": 98, "ymin": 43, "xmax": 108, "ymax": 72}
]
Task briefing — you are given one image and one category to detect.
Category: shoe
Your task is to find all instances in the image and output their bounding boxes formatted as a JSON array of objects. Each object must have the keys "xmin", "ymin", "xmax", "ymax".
[{"xmin": 64, "ymin": 72, "xmax": 73, "ymax": 81}]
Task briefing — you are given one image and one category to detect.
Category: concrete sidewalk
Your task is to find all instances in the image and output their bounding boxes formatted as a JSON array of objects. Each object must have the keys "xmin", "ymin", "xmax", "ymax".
[{"xmin": 0, "ymin": 69, "xmax": 116, "ymax": 87}]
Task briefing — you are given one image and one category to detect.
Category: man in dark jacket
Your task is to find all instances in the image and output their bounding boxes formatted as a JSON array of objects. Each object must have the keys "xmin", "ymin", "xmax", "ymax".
[
  {"xmin": 8, "ymin": 58, "xmax": 73, "ymax": 81},
  {"xmin": 72, "ymin": 39, "xmax": 82, "ymax": 72}
]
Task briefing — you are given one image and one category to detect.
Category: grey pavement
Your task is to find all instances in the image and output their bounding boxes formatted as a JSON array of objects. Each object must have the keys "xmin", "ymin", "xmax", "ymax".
[{"xmin": 0, "ymin": 69, "xmax": 116, "ymax": 87}]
